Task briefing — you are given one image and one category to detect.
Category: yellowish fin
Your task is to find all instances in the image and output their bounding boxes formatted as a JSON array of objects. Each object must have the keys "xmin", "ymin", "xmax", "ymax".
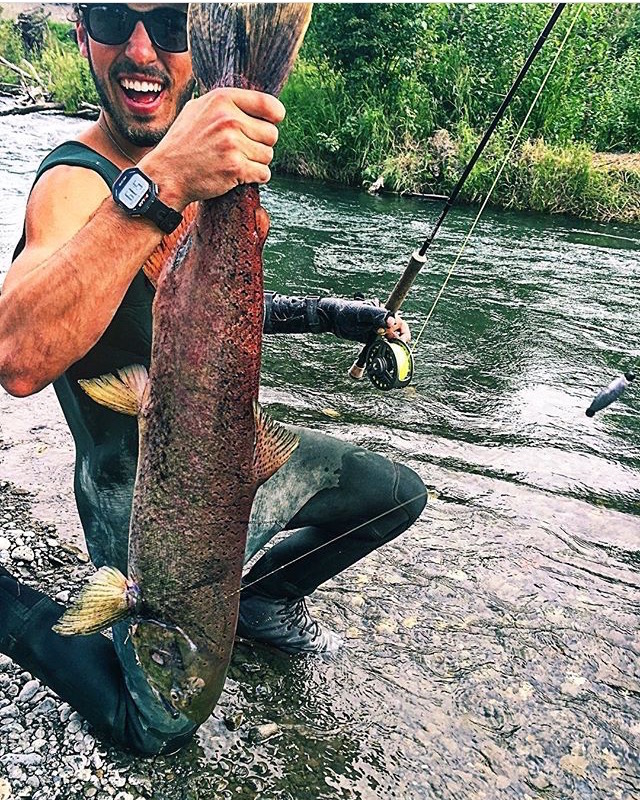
[
  {"xmin": 78, "ymin": 364, "xmax": 148, "ymax": 416},
  {"xmin": 252, "ymin": 401, "xmax": 299, "ymax": 486},
  {"xmin": 53, "ymin": 566, "xmax": 140, "ymax": 636}
]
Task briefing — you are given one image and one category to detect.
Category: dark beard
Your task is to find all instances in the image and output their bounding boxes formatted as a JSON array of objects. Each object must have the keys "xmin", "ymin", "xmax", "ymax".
[{"xmin": 88, "ymin": 51, "xmax": 195, "ymax": 147}]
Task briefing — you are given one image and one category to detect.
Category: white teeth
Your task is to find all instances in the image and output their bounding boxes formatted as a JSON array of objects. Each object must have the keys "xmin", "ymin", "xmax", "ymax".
[{"xmin": 120, "ymin": 78, "xmax": 162, "ymax": 93}]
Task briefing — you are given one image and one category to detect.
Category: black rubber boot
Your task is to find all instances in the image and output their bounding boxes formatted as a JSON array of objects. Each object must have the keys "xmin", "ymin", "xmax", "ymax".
[
  {"xmin": 0, "ymin": 569, "xmax": 196, "ymax": 755},
  {"xmin": 243, "ymin": 457, "xmax": 427, "ymax": 601}
]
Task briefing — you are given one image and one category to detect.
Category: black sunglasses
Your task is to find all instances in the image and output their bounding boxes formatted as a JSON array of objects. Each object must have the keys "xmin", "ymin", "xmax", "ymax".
[{"xmin": 79, "ymin": 4, "xmax": 188, "ymax": 53}]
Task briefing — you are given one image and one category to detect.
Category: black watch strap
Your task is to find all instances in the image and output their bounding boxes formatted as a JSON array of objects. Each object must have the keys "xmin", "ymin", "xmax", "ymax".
[
  {"xmin": 144, "ymin": 200, "xmax": 183, "ymax": 234},
  {"xmin": 112, "ymin": 167, "xmax": 183, "ymax": 234}
]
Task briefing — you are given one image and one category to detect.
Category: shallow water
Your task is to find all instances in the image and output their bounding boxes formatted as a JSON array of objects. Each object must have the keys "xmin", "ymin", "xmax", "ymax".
[{"xmin": 1, "ymin": 110, "xmax": 639, "ymax": 799}]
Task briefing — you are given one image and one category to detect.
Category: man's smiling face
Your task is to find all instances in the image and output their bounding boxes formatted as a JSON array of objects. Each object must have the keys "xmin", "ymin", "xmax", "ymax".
[{"xmin": 77, "ymin": 3, "xmax": 195, "ymax": 147}]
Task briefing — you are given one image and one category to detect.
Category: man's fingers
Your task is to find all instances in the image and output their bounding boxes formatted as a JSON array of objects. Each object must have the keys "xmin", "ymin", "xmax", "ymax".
[
  {"xmin": 220, "ymin": 87, "xmax": 286, "ymax": 124},
  {"xmin": 243, "ymin": 139, "xmax": 274, "ymax": 166},
  {"xmin": 385, "ymin": 314, "xmax": 411, "ymax": 343}
]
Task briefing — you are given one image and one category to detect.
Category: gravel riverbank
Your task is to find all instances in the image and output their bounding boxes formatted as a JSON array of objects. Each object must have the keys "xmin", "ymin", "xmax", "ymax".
[{"xmin": 0, "ymin": 480, "xmax": 153, "ymax": 800}]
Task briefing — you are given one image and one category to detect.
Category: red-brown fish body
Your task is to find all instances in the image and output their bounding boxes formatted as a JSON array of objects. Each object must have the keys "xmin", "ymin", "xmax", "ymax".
[
  {"xmin": 54, "ymin": 3, "xmax": 312, "ymax": 726},
  {"xmin": 129, "ymin": 188, "xmax": 269, "ymax": 719}
]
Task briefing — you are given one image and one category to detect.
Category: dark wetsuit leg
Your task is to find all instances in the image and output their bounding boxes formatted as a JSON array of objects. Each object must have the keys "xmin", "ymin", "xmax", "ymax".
[{"xmin": 244, "ymin": 428, "xmax": 427, "ymax": 599}]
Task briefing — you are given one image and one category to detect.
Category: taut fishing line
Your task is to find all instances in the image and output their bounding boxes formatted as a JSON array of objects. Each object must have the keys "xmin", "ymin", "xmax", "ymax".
[
  {"xmin": 226, "ymin": 6, "xmax": 584, "ymax": 601},
  {"xmin": 412, "ymin": 3, "xmax": 584, "ymax": 351}
]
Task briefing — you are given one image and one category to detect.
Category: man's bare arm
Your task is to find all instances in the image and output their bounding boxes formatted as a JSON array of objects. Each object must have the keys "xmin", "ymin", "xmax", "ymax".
[
  {"xmin": 0, "ymin": 166, "xmax": 167, "ymax": 397},
  {"xmin": 0, "ymin": 87, "xmax": 285, "ymax": 398}
]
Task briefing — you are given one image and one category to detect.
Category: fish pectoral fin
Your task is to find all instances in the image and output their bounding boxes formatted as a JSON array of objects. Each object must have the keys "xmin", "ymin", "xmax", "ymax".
[
  {"xmin": 53, "ymin": 566, "xmax": 139, "ymax": 636},
  {"xmin": 252, "ymin": 400, "xmax": 300, "ymax": 486},
  {"xmin": 78, "ymin": 364, "xmax": 149, "ymax": 416}
]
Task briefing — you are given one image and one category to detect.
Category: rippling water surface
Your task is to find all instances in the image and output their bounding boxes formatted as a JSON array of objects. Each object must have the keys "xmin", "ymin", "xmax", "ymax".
[{"xmin": 1, "ymin": 110, "xmax": 639, "ymax": 799}]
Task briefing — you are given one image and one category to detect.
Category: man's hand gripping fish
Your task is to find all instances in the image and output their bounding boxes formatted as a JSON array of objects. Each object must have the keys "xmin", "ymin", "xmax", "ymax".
[{"xmin": 53, "ymin": 3, "xmax": 313, "ymax": 725}]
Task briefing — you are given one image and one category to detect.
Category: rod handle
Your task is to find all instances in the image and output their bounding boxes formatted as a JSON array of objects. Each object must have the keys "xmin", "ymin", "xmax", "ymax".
[{"xmin": 385, "ymin": 250, "xmax": 427, "ymax": 313}]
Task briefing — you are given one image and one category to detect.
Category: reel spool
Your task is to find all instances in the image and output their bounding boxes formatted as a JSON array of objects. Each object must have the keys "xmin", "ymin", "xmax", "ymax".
[{"xmin": 365, "ymin": 337, "xmax": 414, "ymax": 391}]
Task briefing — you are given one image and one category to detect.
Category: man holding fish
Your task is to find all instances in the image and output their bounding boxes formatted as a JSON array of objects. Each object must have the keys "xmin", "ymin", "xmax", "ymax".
[{"xmin": 0, "ymin": 3, "xmax": 426, "ymax": 753}]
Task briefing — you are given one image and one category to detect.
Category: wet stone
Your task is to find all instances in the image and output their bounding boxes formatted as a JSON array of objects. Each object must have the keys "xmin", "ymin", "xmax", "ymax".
[
  {"xmin": 17, "ymin": 680, "xmax": 40, "ymax": 704},
  {"xmin": 33, "ymin": 697, "xmax": 56, "ymax": 716},
  {"xmin": 224, "ymin": 711, "xmax": 244, "ymax": 731},
  {"xmin": 248, "ymin": 722, "xmax": 280, "ymax": 743},
  {"xmin": 11, "ymin": 546, "xmax": 35, "ymax": 563},
  {"xmin": 0, "ymin": 655, "xmax": 13, "ymax": 671}
]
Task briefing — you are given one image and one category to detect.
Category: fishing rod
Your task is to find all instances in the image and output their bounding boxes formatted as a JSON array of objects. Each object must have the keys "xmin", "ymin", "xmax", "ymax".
[{"xmin": 349, "ymin": 2, "xmax": 567, "ymax": 391}]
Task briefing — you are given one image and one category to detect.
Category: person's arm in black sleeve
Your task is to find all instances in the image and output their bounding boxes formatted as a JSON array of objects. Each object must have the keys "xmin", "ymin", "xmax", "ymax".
[{"xmin": 263, "ymin": 292, "xmax": 409, "ymax": 344}]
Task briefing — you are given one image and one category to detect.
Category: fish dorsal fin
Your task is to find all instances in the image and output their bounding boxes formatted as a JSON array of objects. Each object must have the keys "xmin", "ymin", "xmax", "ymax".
[
  {"xmin": 53, "ymin": 566, "xmax": 140, "ymax": 636},
  {"xmin": 253, "ymin": 401, "xmax": 299, "ymax": 486},
  {"xmin": 78, "ymin": 364, "xmax": 149, "ymax": 416},
  {"xmin": 142, "ymin": 203, "xmax": 198, "ymax": 287}
]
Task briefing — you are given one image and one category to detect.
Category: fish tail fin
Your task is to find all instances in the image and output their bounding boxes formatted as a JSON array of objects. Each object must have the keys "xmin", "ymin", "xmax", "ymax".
[
  {"xmin": 189, "ymin": 3, "xmax": 312, "ymax": 95},
  {"xmin": 78, "ymin": 364, "xmax": 149, "ymax": 416},
  {"xmin": 53, "ymin": 566, "xmax": 140, "ymax": 636},
  {"xmin": 252, "ymin": 400, "xmax": 300, "ymax": 486}
]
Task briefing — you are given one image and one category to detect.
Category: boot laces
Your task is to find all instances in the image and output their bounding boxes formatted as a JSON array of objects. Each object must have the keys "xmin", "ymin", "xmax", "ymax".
[{"xmin": 278, "ymin": 597, "xmax": 319, "ymax": 638}]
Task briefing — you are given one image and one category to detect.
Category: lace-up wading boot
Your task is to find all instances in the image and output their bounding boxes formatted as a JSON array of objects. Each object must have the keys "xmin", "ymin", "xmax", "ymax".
[{"xmin": 237, "ymin": 590, "xmax": 342, "ymax": 655}]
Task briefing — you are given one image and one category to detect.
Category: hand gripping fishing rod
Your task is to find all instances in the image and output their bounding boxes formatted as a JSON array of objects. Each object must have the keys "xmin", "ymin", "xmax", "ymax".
[{"xmin": 350, "ymin": 2, "xmax": 567, "ymax": 390}]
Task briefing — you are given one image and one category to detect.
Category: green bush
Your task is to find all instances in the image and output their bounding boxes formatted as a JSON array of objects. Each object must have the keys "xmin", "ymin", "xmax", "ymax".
[
  {"xmin": 38, "ymin": 39, "xmax": 97, "ymax": 112},
  {"xmin": 0, "ymin": 19, "xmax": 25, "ymax": 85}
]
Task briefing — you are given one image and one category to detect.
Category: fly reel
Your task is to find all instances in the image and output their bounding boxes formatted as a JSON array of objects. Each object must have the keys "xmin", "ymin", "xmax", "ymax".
[{"xmin": 365, "ymin": 337, "xmax": 414, "ymax": 391}]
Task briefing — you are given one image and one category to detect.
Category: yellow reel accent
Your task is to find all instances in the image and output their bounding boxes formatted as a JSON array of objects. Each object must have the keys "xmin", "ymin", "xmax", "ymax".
[{"xmin": 366, "ymin": 337, "xmax": 414, "ymax": 391}]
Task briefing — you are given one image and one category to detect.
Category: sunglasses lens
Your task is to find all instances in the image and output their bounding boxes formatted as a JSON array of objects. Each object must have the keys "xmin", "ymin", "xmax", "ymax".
[
  {"xmin": 148, "ymin": 9, "xmax": 188, "ymax": 53},
  {"xmin": 84, "ymin": 6, "xmax": 188, "ymax": 53},
  {"xmin": 86, "ymin": 6, "xmax": 134, "ymax": 46}
]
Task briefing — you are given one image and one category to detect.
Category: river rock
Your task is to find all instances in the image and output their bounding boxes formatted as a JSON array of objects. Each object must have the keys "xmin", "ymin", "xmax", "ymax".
[
  {"xmin": 248, "ymin": 722, "xmax": 280, "ymax": 743},
  {"xmin": 11, "ymin": 545, "xmax": 35, "ymax": 563},
  {"xmin": 17, "ymin": 680, "xmax": 40, "ymax": 704}
]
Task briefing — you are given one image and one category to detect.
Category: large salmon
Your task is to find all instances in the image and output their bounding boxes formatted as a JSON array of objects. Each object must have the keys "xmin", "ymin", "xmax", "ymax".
[{"xmin": 54, "ymin": 3, "xmax": 312, "ymax": 725}]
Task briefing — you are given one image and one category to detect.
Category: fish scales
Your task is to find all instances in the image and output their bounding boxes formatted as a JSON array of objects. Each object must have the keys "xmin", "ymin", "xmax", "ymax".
[
  {"xmin": 55, "ymin": 2, "xmax": 312, "ymax": 725},
  {"xmin": 130, "ymin": 187, "xmax": 266, "ymax": 659}
]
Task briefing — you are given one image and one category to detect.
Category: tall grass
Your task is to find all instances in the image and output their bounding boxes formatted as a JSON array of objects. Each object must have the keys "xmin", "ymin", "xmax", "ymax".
[
  {"xmin": 38, "ymin": 39, "xmax": 97, "ymax": 112},
  {"xmin": 1, "ymin": 5, "xmax": 639, "ymax": 221}
]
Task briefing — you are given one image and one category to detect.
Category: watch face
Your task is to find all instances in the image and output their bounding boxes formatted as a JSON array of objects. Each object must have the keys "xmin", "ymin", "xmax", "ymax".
[{"xmin": 120, "ymin": 173, "xmax": 150, "ymax": 210}]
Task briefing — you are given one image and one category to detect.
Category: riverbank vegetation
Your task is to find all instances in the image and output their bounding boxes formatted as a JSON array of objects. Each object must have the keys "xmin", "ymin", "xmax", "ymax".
[{"xmin": 1, "ymin": 3, "xmax": 639, "ymax": 222}]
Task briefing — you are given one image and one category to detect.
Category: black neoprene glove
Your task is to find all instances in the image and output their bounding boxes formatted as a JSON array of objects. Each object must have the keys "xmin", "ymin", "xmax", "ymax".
[{"xmin": 263, "ymin": 292, "xmax": 390, "ymax": 344}]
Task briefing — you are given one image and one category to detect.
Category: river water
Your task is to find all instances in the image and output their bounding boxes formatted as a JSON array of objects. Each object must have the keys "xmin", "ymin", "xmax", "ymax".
[{"xmin": 1, "ymin": 111, "xmax": 639, "ymax": 799}]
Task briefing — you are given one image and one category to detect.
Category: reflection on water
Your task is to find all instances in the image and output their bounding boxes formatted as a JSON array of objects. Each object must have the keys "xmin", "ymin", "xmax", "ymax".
[{"xmin": 1, "ymin": 110, "xmax": 639, "ymax": 799}]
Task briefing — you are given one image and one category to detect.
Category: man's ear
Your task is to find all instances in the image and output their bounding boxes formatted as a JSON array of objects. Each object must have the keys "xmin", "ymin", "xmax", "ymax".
[{"xmin": 76, "ymin": 21, "xmax": 89, "ymax": 59}]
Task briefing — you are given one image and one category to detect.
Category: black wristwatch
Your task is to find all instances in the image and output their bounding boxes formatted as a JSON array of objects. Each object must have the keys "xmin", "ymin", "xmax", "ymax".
[{"xmin": 112, "ymin": 167, "xmax": 183, "ymax": 234}]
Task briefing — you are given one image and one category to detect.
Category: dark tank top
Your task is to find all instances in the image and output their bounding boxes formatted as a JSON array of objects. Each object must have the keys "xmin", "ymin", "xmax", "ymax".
[{"xmin": 13, "ymin": 142, "xmax": 155, "ymax": 569}]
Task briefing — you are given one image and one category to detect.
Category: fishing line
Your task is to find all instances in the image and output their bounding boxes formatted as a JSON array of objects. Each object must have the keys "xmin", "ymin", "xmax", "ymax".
[
  {"xmin": 412, "ymin": 2, "xmax": 584, "ymax": 351},
  {"xmin": 231, "ymin": 6, "xmax": 586, "ymax": 593},
  {"xmin": 226, "ymin": 491, "xmax": 429, "ymax": 600}
]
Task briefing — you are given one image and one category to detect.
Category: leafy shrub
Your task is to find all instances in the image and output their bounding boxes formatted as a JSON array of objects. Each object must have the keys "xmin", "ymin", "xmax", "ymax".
[
  {"xmin": 38, "ymin": 39, "xmax": 97, "ymax": 112},
  {"xmin": 0, "ymin": 19, "xmax": 25, "ymax": 85}
]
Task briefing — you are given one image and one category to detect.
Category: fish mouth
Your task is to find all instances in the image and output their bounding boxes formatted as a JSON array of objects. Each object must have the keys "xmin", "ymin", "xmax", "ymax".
[
  {"xmin": 117, "ymin": 74, "xmax": 167, "ymax": 116},
  {"xmin": 131, "ymin": 619, "xmax": 226, "ymax": 724}
]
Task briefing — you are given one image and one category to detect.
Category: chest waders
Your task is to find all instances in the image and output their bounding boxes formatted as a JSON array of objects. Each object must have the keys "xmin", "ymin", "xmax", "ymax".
[
  {"xmin": 4, "ymin": 143, "xmax": 197, "ymax": 754},
  {"xmin": 2, "ymin": 142, "xmax": 427, "ymax": 753}
]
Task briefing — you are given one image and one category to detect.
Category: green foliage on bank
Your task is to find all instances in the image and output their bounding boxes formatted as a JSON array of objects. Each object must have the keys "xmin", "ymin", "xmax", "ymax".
[
  {"xmin": 1, "ymin": 5, "xmax": 640, "ymax": 221},
  {"xmin": 0, "ymin": 14, "xmax": 96, "ymax": 111},
  {"xmin": 0, "ymin": 17, "xmax": 25, "ymax": 85},
  {"xmin": 39, "ymin": 37, "xmax": 98, "ymax": 112},
  {"xmin": 276, "ymin": 3, "xmax": 640, "ymax": 222}
]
